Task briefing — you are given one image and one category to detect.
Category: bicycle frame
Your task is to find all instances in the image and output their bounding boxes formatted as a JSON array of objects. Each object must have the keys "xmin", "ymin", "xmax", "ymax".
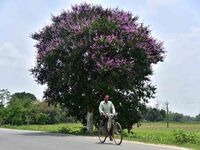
[
  {"xmin": 102, "ymin": 113, "xmax": 118, "ymax": 134},
  {"xmin": 98, "ymin": 112, "xmax": 123, "ymax": 145}
]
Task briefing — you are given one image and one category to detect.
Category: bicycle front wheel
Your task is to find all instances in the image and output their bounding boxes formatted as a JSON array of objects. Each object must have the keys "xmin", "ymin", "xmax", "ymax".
[
  {"xmin": 98, "ymin": 122, "xmax": 107, "ymax": 143},
  {"xmin": 113, "ymin": 122, "xmax": 123, "ymax": 145}
]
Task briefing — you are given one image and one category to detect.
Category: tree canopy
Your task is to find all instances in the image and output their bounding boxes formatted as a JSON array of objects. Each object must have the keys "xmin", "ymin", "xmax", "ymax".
[
  {"xmin": 10, "ymin": 92, "xmax": 37, "ymax": 102},
  {"xmin": 31, "ymin": 3, "xmax": 165, "ymax": 130},
  {"xmin": 0, "ymin": 90, "xmax": 72, "ymax": 125}
]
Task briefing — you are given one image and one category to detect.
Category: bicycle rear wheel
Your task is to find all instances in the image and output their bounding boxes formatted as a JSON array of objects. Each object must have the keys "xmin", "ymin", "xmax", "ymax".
[
  {"xmin": 98, "ymin": 122, "xmax": 107, "ymax": 143},
  {"xmin": 113, "ymin": 122, "xmax": 123, "ymax": 145}
]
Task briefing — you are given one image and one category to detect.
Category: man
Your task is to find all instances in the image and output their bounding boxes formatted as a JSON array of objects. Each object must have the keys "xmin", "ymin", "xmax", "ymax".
[{"xmin": 99, "ymin": 94, "xmax": 116, "ymax": 141}]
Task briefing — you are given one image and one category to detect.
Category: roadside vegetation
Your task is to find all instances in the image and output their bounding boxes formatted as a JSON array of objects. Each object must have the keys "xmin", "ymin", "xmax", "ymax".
[
  {"xmin": 125, "ymin": 122, "xmax": 200, "ymax": 150},
  {"xmin": 1, "ymin": 122, "xmax": 200, "ymax": 150},
  {"xmin": 0, "ymin": 90, "xmax": 76, "ymax": 126},
  {"xmin": 1, "ymin": 90, "xmax": 200, "ymax": 149},
  {"xmin": 1, "ymin": 90, "xmax": 200, "ymax": 126}
]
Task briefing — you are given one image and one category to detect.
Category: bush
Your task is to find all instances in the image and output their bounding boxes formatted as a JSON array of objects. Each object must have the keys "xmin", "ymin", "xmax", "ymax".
[
  {"xmin": 173, "ymin": 129, "xmax": 197, "ymax": 144},
  {"xmin": 35, "ymin": 113, "xmax": 49, "ymax": 125},
  {"xmin": 123, "ymin": 130, "xmax": 137, "ymax": 138},
  {"xmin": 58, "ymin": 126, "xmax": 83, "ymax": 135},
  {"xmin": 59, "ymin": 126, "xmax": 72, "ymax": 134}
]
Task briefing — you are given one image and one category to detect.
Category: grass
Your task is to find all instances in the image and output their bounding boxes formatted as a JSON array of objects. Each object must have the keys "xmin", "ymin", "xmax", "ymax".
[
  {"xmin": 0, "ymin": 123, "xmax": 85, "ymax": 134},
  {"xmin": 125, "ymin": 122, "xmax": 200, "ymax": 150},
  {"xmin": 1, "ymin": 122, "xmax": 200, "ymax": 150}
]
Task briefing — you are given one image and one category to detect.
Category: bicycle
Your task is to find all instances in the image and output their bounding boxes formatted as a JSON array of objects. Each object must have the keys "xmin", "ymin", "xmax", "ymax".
[{"xmin": 98, "ymin": 113, "xmax": 123, "ymax": 145}]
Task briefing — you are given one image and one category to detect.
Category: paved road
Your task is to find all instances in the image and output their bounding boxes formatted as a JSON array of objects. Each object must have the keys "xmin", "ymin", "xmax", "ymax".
[{"xmin": 0, "ymin": 128, "xmax": 187, "ymax": 150}]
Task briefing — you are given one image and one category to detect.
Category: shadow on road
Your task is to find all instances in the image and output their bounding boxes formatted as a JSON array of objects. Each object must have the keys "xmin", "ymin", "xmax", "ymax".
[
  {"xmin": 15, "ymin": 131, "xmax": 72, "ymax": 137},
  {"xmin": 95, "ymin": 142, "xmax": 122, "ymax": 146}
]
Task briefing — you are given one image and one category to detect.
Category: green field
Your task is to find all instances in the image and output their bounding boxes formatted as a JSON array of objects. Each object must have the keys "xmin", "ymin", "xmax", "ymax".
[
  {"xmin": 1, "ymin": 122, "xmax": 200, "ymax": 150},
  {"xmin": 126, "ymin": 122, "xmax": 200, "ymax": 150}
]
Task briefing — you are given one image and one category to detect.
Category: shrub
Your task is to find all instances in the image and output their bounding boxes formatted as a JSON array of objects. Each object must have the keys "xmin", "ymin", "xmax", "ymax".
[
  {"xmin": 58, "ymin": 126, "xmax": 84, "ymax": 135},
  {"xmin": 35, "ymin": 113, "xmax": 48, "ymax": 125},
  {"xmin": 59, "ymin": 126, "xmax": 72, "ymax": 134},
  {"xmin": 123, "ymin": 130, "xmax": 137, "ymax": 138},
  {"xmin": 173, "ymin": 129, "xmax": 197, "ymax": 144}
]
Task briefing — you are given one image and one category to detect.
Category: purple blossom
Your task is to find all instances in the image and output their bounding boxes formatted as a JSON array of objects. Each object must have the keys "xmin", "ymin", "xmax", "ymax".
[
  {"xmin": 91, "ymin": 55, "xmax": 134, "ymax": 71},
  {"xmin": 32, "ymin": 3, "xmax": 164, "ymax": 66}
]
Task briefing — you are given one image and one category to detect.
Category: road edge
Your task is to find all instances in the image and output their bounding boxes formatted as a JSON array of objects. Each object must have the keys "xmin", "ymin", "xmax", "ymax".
[{"xmin": 0, "ymin": 128, "xmax": 191, "ymax": 150}]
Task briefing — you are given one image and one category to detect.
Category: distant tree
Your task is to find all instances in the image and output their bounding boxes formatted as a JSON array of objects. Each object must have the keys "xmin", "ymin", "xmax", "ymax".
[
  {"xmin": 34, "ymin": 112, "xmax": 49, "ymax": 125},
  {"xmin": 7, "ymin": 98, "xmax": 24, "ymax": 125},
  {"xmin": 143, "ymin": 107, "xmax": 166, "ymax": 122},
  {"xmin": 1, "ymin": 91, "xmax": 76, "ymax": 125},
  {"xmin": 7, "ymin": 92, "xmax": 38, "ymax": 125},
  {"xmin": 182, "ymin": 115, "xmax": 195, "ymax": 122},
  {"xmin": 37, "ymin": 101, "xmax": 62, "ymax": 124},
  {"xmin": 168, "ymin": 112, "xmax": 195, "ymax": 122},
  {"xmin": 195, "ymin": 114, "xmax": 200, "ymax": 121},
  {"xmin": 11, "ymin": 92, "xmax": 37, "ymax": 102},
  {"xmin": 31, "ymin": 3, "xmax": 165, "ymax": 131},
  {"xmin": 160, "ymin": 109, "xmax": 166, "ymax": 120},
  {"xmin": 0, "ymin": 89, "xmax": 11, "ymax": 125},
  {"xmin": 0, "ymin": 89, "xmax": 11, "ymax": 107},
  {"xmin": 169, "ymin": 112, "xmax": 184, "ymax": 122},
  {"xmin": 0, "ymin": 107, "xmax": 6, "ymax": 125}
]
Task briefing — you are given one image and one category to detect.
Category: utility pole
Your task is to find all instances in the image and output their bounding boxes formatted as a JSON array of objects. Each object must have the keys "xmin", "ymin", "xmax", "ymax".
[{"xmin": 165, "ymin": 101, "xmax": 169, "ymax": 128}]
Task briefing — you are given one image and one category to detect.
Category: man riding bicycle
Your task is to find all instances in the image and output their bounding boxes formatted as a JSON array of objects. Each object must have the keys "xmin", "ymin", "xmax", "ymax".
[{"xmin": 99, "ymin": 94, "xmax": 116, "ymax": 141}]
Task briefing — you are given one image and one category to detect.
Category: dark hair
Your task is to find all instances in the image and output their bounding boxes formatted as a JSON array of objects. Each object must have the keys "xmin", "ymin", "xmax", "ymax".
[{"xmin": 104, "ymin": 94, "xmax": 109, "ymax": 98}]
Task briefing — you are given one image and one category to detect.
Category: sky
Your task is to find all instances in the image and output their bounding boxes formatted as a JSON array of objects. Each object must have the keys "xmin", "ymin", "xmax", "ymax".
[{"xmin": 0, "ymin": 0, "xmax": 200, "ymax": 116}]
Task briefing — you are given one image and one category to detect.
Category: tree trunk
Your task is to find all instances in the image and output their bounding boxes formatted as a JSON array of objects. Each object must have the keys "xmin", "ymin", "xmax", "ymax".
[
  {"xmin": 86, "ymin": 106, "xmax": 94, "ymax": 133},
  {"xmin": 26, "ymin": 115, "xmax": 30, "ymax": 125}
]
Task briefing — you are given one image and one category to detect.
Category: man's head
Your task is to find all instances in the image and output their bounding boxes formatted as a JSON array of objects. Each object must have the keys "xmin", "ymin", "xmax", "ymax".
[{"xmin": 104, "ymin": 95, "xmax": 109, "ymax": 103}]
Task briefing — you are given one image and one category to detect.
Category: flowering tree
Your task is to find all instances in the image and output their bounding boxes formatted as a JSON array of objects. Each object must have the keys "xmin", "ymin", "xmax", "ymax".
[{"xmin": 31, "ymin": 3, "xmax": 165, "ymax": 132}]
